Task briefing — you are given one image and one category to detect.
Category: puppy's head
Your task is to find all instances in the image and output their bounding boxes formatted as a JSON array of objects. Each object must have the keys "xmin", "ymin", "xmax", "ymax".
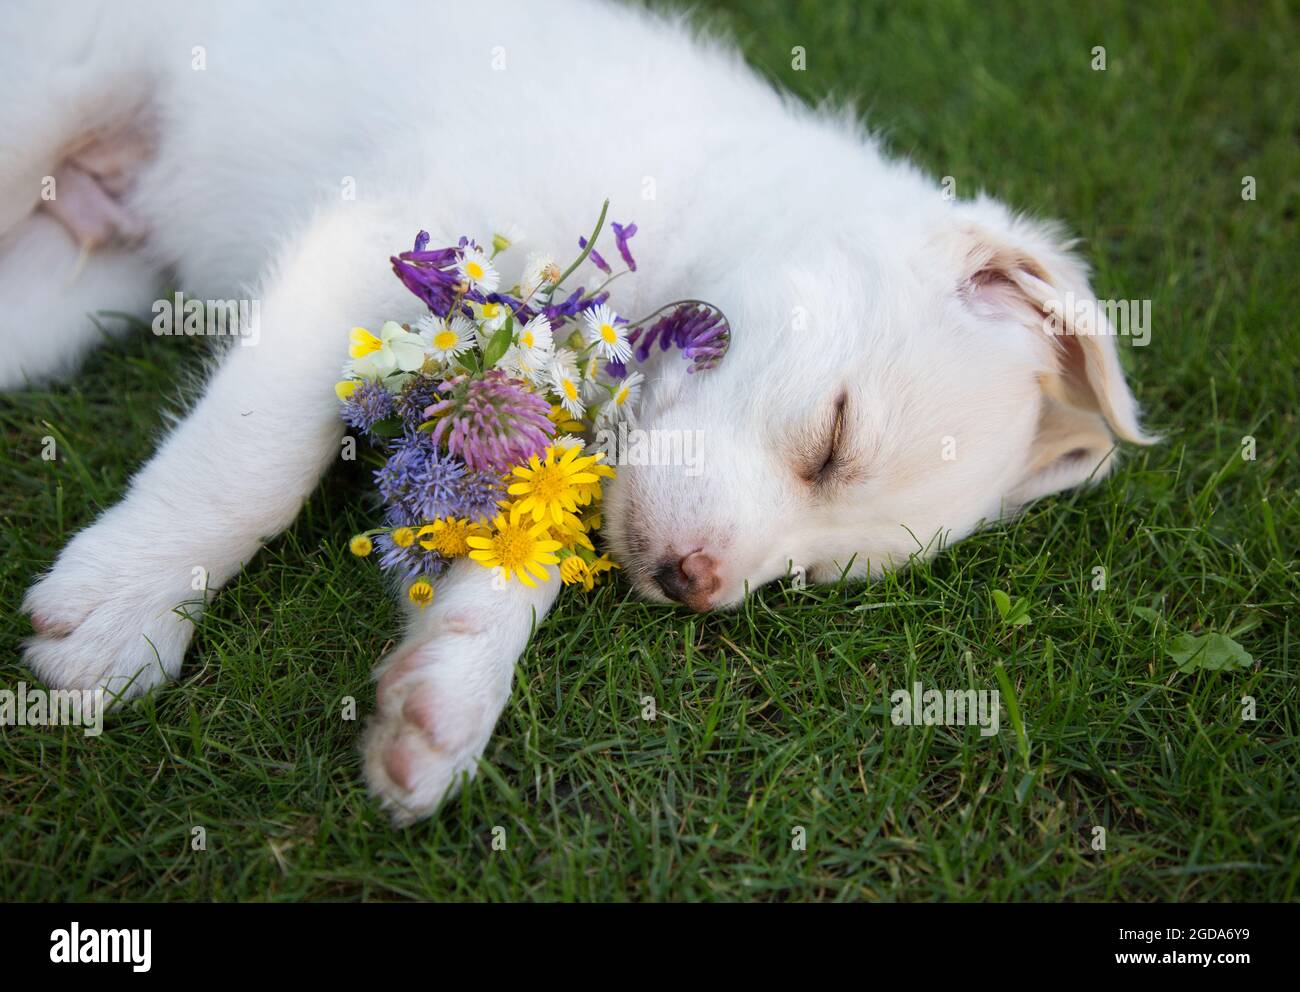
[{"xmin": 603, "ymin": 197, "xmax": 1155, "ymax": 610}]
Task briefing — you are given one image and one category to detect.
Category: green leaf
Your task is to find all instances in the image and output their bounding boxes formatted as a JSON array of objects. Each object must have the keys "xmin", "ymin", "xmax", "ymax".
[
  {"xmin": 367, "ymin": 416, "xmax": 405, "ymax": 438},
  {"xmin": 993, "ymin": 661, "xmax": 1031, "ymax": 768},
  {"xmin": 991, "ymin": 589, "xmax": 1011, "ymax": 618},
  {"xmin": 1166, "ymin": 632, "xmax": 1254, "ymax": 673},
  {"xmin": 482, "ymin": 322, "xmax": 514, "ymax": 369},
  {"xmin": 1131, "ymin": 605, "xmax": 1161, "ymax": 623},
  {"xmin": 991, "ymin": 588, "xmax": 1031, "ymax": 626}
]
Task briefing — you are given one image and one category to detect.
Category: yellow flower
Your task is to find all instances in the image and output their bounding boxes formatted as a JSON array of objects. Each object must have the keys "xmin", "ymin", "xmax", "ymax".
[
  {"xmin": 590, "ymin": 554, "xmax": 619, "ymax": 575},
  {"xmin": 336, "ymin": 380, "xmax": 360, "ymax": 401},
  {"xmin": 349, "ymin": 534, "xmax": 373, "ymax": 557},
  {"xmin": 507, "ymin": 445, "xmax": 600, "ymax": 527},
  {"xmin": 559, "ymin": 555, "xmax": 591, "ymax": 588},
  {"xmin": 348, "ymin": 322, "xmax": 427, "ymax": 379},
  {"xmin": 408, "ymin": 579, "xmax": 435, "ymax": 608},
  {"xmin": 547, "ymin": 404, "xmax": 585, "ymax": 434},
  {"xmin": 575, "ymin": 456, "xmax": 616, "ymax": 506},
  {"xmin": 558, "ymin": 552, "xmax": 618, "ymax": 592},
  {"xmin": 349, "ymin": 326, "xmax": 383, "ymax": 359},
  {"xmin": 552, "ymin": 514, "xmax": 595, "ymax": 552},
  {"xmin": 589, "ymin": 554, "xmax": 620, "ymax": 586},
  {"xmin": 417, "ymin": 518, "xmax": 481, "ymax": 557},
  {"xmin": 466, "ymin": 513, "xmax": 562, "ymax": 587},
  {"xmin": 392, "ymin": 527, "xmax": 416, "ymax": 548}
]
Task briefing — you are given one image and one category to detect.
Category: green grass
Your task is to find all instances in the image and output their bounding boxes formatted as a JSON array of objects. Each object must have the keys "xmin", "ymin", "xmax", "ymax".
[{"xmin": 2, "ymin": 0, "xmax": 1297, "ymax": 901}]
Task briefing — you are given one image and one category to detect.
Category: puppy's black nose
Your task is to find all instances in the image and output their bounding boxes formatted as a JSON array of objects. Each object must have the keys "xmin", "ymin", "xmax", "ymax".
[
  {"xmin": 653, "ymin": 560, "xmax": 691, "ymax": 603},
  {"xmin": 652, "ymin": 552, "xmax": 720, "ymax": 611}
]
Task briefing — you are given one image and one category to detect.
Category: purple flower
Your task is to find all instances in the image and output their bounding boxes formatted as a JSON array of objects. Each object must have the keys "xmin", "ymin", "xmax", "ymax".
[
  {"xmin": 374, "ymin": 519, "xmax": 450, "ymax": 580},
  {"xmin": 455, "ymin": 469, "xmax": 508, "ymax": 522},
  {"xmin": 611, "ymin": 221, "xmax": 637, "ymax": 271},
  {"xmin": 340, "ymin": 380, "xmax": 395, "ymax": 433},
  {"xmin": 393, "ymin": 375, "xmax": 443, "ymax": 432},
  {"xmin": 629, "ymin": 303, "xmax": 731, "ymax": 373},
  {"xmin": 391, "ymin": 240, "xmax": 487, "ymax": 317},
  {"xmin": 424, "ymin": 370, "xmax": 555, "ymax": 473},
  {"xmin": 375, "ymin": 432, "xmax": 470, "ymax": 523},
  {"xmin": 578, "ymin": 236, "xmax": 611, "ymax": 274},
  {"xmin": 500, "ymin": 285, "xmax": 608, "ymax": 331},
  {"xmin": 540, "ymin": 286, "xmax": 608, "ymax": 327}
]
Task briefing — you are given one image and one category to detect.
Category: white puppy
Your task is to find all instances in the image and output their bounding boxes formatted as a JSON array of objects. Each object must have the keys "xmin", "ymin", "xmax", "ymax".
[{"xmin": 3, "ymin": 0, "xmax": 1152, "ymax": 822}]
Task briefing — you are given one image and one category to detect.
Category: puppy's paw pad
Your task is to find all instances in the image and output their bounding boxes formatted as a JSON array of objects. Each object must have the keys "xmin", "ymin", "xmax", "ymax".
[
  {"xmin": 400, "ymin": 684, "xmax": 446, "ymax": 741},
  {"xmin": 27, "ymin": 609, "xmax": 77, "ymax": 639},
  {"xmin": 364, "ymin": 722, "xmax": 479, "ymax": 826},
  {"xmin": 20, "ymin": 529, "xmax": 204, "ymax": 698},
  {"xmin": 363, "ymin": 678, "xmax": 491, "ymax": 825}
]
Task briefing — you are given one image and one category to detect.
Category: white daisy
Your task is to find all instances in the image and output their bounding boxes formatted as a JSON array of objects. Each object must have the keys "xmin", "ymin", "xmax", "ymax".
[
  {"xmin": 550, "ymin": 433, "xmax": 586, "ymax": 453},
  {"xmin": 518, "ymin": 313, "xmax": 553, "ymax": 354},
  {"xmin": 520, "ymin": 252, "xmax": 562, "ymax": 304},
  {"xmin": 457, "ymin": 246, "xmax": 500, "ymax": 294},
  {"xmin": 581, "ymin": 303, "xmax": 632, "ymax": 362},
  {"xmin": 417, "ymin": 314, "xmax": 474, "ymax": 364},
  {"xmin": 414, "ymin": 313, "xmax": 439, "ymax": 339},
  {"xmin": 580, "ymin": 352, "xmax": 608, "ymax": 401},
  {"xmin": 502, "ymin": 313, "xmax": 553, "ymax": 384},
  {"xmin": 502, "ymin": 343, "xmax": 550, "ymax": 385},
  {"xmin": 548, "ymin": 348, "xmax": 585, "ymax": 419},
  {"xmin": 604, "ymin": 370, "xmax": 644, "ymax": 423}
]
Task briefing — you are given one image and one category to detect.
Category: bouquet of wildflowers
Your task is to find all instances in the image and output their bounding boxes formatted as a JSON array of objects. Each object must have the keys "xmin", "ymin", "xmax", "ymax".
[{"xmin": 336, "ymin": 201, "xmax": 729, "ymax": 607}]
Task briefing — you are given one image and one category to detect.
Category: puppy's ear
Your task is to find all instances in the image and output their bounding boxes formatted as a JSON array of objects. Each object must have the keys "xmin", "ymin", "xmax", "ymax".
[{"xmin": 946, "ymin": 204, "xmax": 1157, "ymax": 504}]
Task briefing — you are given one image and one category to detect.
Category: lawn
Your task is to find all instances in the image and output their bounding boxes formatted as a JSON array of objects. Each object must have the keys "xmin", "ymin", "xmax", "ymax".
[{"xmin": 1, "ymin": 0, "xmax": 1296, "ymax": 901}]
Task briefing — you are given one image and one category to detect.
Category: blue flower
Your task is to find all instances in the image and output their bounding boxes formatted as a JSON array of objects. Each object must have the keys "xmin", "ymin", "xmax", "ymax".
[
  {"xmin": 628, "ymin": 303, "xmax": 731, "ymax": 373},
  {"xmin": 340, "ymin": 380, "xmax": 395, "ymax": 434},
  {"xmin": 374, "ymin": 517, "xmax": 450, "ymax": 580},
  {"xmin": 393, "ymin": 376, "xmax": 442, "ymax": 432},
  {"xmin": 456, "ymin": 469, "xmax": 507, "ymax": 523},
  {"xmin": 611, "ymin": 221, "xmax": 637, "ymax": 271},
  {"xmin": 375, "ymin": 432, "xmax": 468, "ymax": 523},
  {"xmin": 577, "ymin": 235, "xmax": 612, "ymax": 274},
  {"xmin": 391, "ymin": 243, "xmax": 480, "ymax": 317}
]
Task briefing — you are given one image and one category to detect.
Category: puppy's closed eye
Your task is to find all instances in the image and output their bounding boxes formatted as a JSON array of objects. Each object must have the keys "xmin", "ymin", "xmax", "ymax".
[{"xmin": 798, "ymin": 392, "xmax": 848, "ymax": 486}]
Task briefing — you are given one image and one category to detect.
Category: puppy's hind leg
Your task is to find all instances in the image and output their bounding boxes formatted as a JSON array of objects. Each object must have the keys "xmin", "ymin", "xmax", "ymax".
[
  {"xmin": 0, "ymin": 1, "xmax": 164, "ymax": 386},
  {"xmin": 0, "ymin": 214, "xmax": 161, "ymax": 389},
  {"xmin": 0, "ymin": 0, "xmax": 155, "ymax": 237},
  {"xmin": 21, "ymin": 206, "xmax": 402, "ymax": 700}
]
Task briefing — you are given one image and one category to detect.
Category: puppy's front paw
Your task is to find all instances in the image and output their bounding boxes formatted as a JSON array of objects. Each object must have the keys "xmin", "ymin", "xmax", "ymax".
[
  {"xmin": 21, "ymin": 515, "xmax": 206, "ymax": 701},
  {"xmin": 362, "ymin": 639, "xmax": 505, "ymax": 826}
]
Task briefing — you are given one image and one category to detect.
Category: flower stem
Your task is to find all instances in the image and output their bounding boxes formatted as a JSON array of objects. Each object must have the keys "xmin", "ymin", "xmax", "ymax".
[
  {"xmin": 623, "ymin": 298, "xmax": 722, "ymax": 329},
  {"xmin": 545, "ymin": 198, "xmax": 610, "ymax": 295}
]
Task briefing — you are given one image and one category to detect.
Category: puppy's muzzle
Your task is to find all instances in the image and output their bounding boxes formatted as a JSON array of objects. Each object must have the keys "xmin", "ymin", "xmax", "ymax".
[{"xmin": 652, "ymin": 550, "xmax": 720, "ymax": 612}]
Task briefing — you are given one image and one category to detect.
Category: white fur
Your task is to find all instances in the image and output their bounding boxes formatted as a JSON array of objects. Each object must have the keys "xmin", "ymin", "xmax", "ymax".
[{"xmin": 2, "ymin": 0, "xmax": 1150, "ymax": 822}]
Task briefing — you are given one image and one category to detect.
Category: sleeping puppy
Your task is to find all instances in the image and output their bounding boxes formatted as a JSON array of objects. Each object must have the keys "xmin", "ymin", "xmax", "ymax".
[{"xmin": 3, "ymin": 0, "xmax": 1152, "ymax": 822}]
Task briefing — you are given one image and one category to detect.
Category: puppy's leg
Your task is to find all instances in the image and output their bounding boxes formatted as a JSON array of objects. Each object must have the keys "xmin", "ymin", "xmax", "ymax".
[
  {"xmin": 364, "ymin": 560, "xmax": 562, "ymax": 824},
  {"xmin": 21, "ymin": 208, "xmax": 396, "ymax": 698}
]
